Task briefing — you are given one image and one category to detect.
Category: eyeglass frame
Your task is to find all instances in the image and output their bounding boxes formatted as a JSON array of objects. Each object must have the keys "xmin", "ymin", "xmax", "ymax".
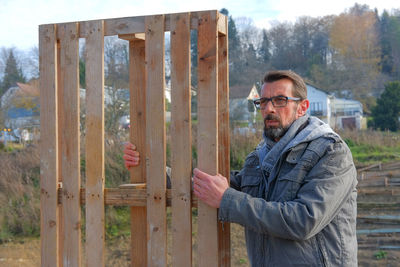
[{"xmin": 253, "ymin": 95, "xmax": 302, "ymax": 109}]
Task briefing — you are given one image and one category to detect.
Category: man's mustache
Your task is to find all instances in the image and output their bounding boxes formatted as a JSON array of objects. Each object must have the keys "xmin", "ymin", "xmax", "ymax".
[{"xmin": 264, "ymin": 114, "xmax": 280, "ymax": 122}]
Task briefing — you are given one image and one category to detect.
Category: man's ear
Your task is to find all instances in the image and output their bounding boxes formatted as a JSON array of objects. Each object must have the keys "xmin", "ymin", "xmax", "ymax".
[{"xmin": 297, "ymin": 99, "xmax": 309, "ymax": 117}]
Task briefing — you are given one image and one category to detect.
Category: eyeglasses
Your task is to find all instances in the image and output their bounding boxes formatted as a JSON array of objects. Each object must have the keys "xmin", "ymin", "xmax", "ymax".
[{"xmin": 253, "ymin": 96, "xmax": 301, "ymax": 109}]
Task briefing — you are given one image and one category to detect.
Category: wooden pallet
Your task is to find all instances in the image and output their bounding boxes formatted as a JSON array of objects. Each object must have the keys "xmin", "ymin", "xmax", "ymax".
[{"xmin": 40, "ymin": 10, "xmax": 229, "ymax": 267}]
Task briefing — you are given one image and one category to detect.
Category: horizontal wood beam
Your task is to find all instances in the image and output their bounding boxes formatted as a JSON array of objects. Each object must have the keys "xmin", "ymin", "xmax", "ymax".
[
  {"xmin": 45, "ymin": 11, "xmax": 227, "ymax": 40},
  {"xmin": 57, "ymin": 188, "xmax": 198, "ymax": 207}
]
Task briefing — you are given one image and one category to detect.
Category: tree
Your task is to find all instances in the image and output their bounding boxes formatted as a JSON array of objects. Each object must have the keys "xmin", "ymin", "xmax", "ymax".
[
  {"xmin": 379, "ymin": 10, "xmax": 394, "ymax": 75},
  {"xmin": 269, "ymin": 21, "xmax": 294, "ymax": 70},
  {"xmin": 370, "ymin": 81, "xmax": 400, "ymax": 131},
  {"xmin": 329, "ymin": 4, "xmax": 382, "ymax": 99},
  {"xmin": 102, "ymin": 37, "xmax": 130, "ymax": 136},
  {"xmin": 0, "ymin": 48, "xmax": 25, "ymax": 97},
  {"xmin": 227, "ymin": 15, "xmax": 244, "ymax": 86},
  {"xmin": 258, "ymin": 29, "xmax": 271, "ymax": 64}
]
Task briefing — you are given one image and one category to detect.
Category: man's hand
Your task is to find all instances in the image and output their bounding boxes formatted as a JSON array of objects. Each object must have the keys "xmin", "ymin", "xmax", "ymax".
[
  {"xmin": 192, "ymin": 168, "xmax": 229, "ymax": 208},
  {"xmin": 123, "ymin": 142, "xmax": 140, "ymax": 169}
]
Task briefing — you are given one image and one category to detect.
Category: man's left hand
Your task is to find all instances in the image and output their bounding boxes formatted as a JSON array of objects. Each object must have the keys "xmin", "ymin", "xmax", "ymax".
[{"xmin": 193, "ymin": 168, "xmax": 229, "ymax": 208}]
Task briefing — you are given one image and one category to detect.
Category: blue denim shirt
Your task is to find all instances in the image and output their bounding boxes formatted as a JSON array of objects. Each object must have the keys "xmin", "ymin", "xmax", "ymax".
[{"xmin": 219, "ymin": 116, "xmax": 358, "ymax": 267}]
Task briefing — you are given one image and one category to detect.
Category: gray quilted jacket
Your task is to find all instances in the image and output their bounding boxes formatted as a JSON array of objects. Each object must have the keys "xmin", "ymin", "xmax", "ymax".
[{"xmin": 219, "ymin": 115, "xmax": 358, "ymax": 267}]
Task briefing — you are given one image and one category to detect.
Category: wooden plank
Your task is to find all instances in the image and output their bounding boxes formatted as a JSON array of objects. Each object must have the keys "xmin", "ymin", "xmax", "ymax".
[
  {"xmin": 119, "ymin": 33, "xmax": 145, "ymax": 41},
  {"xmin": 217, "ymin": 13, "xmax": 227, "ymax": 36},
  {"xmin": 85, "ymin": 20, "xmax": 105, "ymax": 267},
  {"xmin": 358, "ymin": 188, "xmax": 400, "ymax": 195},
  {"xmin": 217, "ymin": 15, "xmax": 230, "ymax": 267},
  {"xmin": 197, "ymin": 10, "xmax": 219, "ymax": 267},
  {"xmin": 39, "ymin": 23, "xmax": 59, "ymax": 267},
  {"xmin": 67, "ymin": 188, "xmax": 199, "ymax": 206},
  {"xmin": 56, "ymin": 40, "xmax": 64, "ymax": 267},
  {"xmin": 170, "ymin": 12, "xmax": 192, "ymax": 267},
  {"xmin": 58, "ymin": 22, "xmax": 81, "ymax": 267},
  {"xmin": 128, "ymin": 37, "xmax": 147, "ymax": 267},
  {"xmin": 50, "ymin": 10, "xmax": 225, "ymax": 38},
  {"xmin": 145, "ymin": 14, "xmax": 167, "ymax": 266}
]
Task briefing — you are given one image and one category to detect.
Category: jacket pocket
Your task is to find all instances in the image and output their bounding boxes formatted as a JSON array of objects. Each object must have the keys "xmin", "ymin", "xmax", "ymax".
[
  {"xmin": 274, "ymin": 173, "xmax": 304, "ymax": 201},
  {"xmin": 240, "ymin": 172, "xmax": 262, "ymax": 197}
]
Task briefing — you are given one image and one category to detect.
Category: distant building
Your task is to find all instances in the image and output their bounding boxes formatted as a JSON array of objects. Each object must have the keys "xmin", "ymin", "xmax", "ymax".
[
  {"xmin": 1, "ymin": 82, "xmax": 40, "ymax": 130},
  {"xmin": 229, "ymin": 84, "xmax": 259, "ymax": 122},
  {"xmin": 307, "ymin": 84, "xmax": 363, "ymax": 130}
]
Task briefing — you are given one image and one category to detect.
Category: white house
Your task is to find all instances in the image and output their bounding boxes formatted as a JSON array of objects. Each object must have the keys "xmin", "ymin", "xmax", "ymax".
[
  {"xmin": 229, "ymin": 84, "xmax": 259, "ymax": 123},
  {"xmin": 307, "ymin": 84, "xmax": 363, "ymax": 130},
  {"xmin": 1, "ymin": 82, "xmax": 40, "ymax": 129}
]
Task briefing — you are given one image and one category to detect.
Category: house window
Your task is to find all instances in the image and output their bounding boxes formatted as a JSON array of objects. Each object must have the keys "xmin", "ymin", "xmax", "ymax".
[{"xmin": 310, "ymin": 102, "xmax": 323, "ymax": 116}]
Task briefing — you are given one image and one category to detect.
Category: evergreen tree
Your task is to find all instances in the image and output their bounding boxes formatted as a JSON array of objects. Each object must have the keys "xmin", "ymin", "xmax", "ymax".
[
  {"xmin": 370, "ymin": 81, "xmax": 400, "ymax": 131},
  {"xmin": 228, "ymin": 15, "xmax": 243, "ymax": 86},
  {"xmin": 379, "ymin": 10, "xmax": 394, "ymax": 75},
  {"xmin": 1, "ymin": 49, "xmax": 25, "ymax": 96},
  {"xmin": 258, "ymin": 29, "xmax": 271, "ymax": 64}
]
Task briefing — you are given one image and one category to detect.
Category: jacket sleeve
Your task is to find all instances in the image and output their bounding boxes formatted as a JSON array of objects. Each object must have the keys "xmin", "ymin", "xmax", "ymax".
[
  {"xmin": 229, "ymin": 170, "xmax": 241, "ymax": 191},
  {"xmin": 218, "ymin": 140, "xmax": 357, "ymax": 241}
]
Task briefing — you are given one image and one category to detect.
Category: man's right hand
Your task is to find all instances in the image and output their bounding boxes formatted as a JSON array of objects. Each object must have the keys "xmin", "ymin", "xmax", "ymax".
[{"xmin": 123, "ymin": 142, "xmax": 140, "ymax": 169}]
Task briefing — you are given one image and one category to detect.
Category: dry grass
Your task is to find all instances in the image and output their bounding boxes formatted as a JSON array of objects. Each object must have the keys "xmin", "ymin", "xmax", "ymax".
[
  {"xmin": 338, "ymin": 128, "xmax": 400, "ymax": 148},
  {"xmin": 0, "ymin": 146, "xmax": 40, "ymax": 240}
]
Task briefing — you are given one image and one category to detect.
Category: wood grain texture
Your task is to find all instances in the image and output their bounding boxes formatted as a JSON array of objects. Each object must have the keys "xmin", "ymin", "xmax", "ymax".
[
  {"xmin": 85, "ymin": 20, "xmax": 105, "ymax": 267},
  {"xmin": 39, "ymin": 23, "xmax": 59, "ymax": 267},
  {"xmin": 58, "ymin": 22, "xmax": 81, "ymax": 267},
  {"xmin": 56, "ymin": 41, "xmax": 64, "ymax": 267},
  {"xmin": 197, "ymin": 10, "xmax": 219, "ymax": 267},
  {"xmin": 76, "ymin": 188, "xmax": 198, "ymax": 207},
  {"xmin": 170, "ymin": 12, "xmax": 192, "ymax": 267},
  {"xmin": 145, "ymin": 14, "xmax": 167, "ymax": 266},
  {"xmin": 217, "ymin": 19, "xmax": 231, "ymax": 267},
  {"xmin": 128, "ymin": 38, "xmax": 147, "ymax": 267},
  {"xmin": 71, "ymin": 11, "xmax": 224, "ymax": 38}
]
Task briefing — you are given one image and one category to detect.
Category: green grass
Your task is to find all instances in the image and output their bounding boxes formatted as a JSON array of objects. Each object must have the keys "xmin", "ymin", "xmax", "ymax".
[{"xmin": 344, "ymin": 138, "xmax": 400, "ymax": 166}]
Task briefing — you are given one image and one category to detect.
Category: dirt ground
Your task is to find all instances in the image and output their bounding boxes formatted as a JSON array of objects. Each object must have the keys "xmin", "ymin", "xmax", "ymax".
[
  {"xmin": 0, "ymin": 226, "xmax": 399, "ymax": 266},
  {"xmin": 0, "ymin": 223, "xmax": 248, "ymax": 267}
]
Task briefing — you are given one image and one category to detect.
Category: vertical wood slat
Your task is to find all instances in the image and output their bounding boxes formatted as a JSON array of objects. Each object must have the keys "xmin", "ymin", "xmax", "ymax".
[
  {"xmin": 129, "ymin": 38, "xmax": 147, "ymax": 267},
  {"xmin": 56, "ymin": 40, "xmax": 64, "ymax": 267},
  {"xmin": 170, "ymin": 12, "xmax": 192, "ymax": 267},
  {"xmin": 145, "ymin": 15, "xmax": 167, "ymax": 266},
  {"xmin": 58, "ymin": 22, "xmax": 81, "ymax": 267},
  {"xmin": 197, "ymin": 10, "xmax": 219, "ymax": 267},
  {"xmin": 85, "ymin": 20, "xmax": 105, "ymax": 267},
  {"xmin": 39, "ymin": 23, "xmax": 59, "ymax": 267},
  {"xmin": 217, "ymin": 16, "xmax": 230, "ymax": 267}
]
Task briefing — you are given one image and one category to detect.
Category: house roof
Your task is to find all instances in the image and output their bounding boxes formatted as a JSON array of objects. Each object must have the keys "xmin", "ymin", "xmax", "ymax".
[
  {"xmin": 16, "ymin": 82, "xmax": 39, "ymax": 97},
  {"xmin": 229, "ymin": 84, "xmax": 259, "ymax": 99}
]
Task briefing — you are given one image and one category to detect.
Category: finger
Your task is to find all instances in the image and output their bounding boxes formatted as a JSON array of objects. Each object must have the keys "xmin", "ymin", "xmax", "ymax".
[
  {"xmin": 124, "ymin": 158, "xmax": 139, "ymax": 167},
  {"xmin": 124, "ymin": 142, "xmax": 137, "ymax": 151},
  {"xmin": 123, "ymin": 154, "xmax": 139, "ymax": 162},
  {"xmin": 193, "ymin": 168, "xmax": 211, "ymax": 181},
  {"xmin": 193, "ymin": 176, "xmax": 207, "ymax": 188},
  {"xmin": 193, "ymin": 186, "xmax": 203, "ymax": 199},
  {"xmin": 123, "ymin": 148, "xmax": 139, "ymax": 157},
  {"xmin": 217, "ymin": 174, "xmax": 228, "ymax": 181}
]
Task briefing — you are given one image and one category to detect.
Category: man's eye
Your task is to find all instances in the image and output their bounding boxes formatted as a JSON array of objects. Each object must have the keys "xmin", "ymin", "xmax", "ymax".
[{"xmin": 274, "ymin": 97, "xmax": 286, "ymax": 102}]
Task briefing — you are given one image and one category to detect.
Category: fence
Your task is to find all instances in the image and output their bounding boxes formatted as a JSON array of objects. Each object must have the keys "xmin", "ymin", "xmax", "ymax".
[{"xmin": 40, "ymin": 10, "xmax": 230, "ymax": 267}]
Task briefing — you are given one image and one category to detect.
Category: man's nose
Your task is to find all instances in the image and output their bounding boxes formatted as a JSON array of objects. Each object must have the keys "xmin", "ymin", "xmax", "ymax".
[{"xmin": 262, "ymin": 100, "xmax": 275, "ymax": 113}]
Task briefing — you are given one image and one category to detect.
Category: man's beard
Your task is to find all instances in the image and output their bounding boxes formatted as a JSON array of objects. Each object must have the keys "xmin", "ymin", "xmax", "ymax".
[{"xmin": 263, "ymin": 113, "xmax": 295, "ymax": 141}]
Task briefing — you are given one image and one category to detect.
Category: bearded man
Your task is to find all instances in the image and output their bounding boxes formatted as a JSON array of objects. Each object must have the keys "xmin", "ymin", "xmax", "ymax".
[{"xmin": 192, "ymin": 70, "xmax": 358, "ymax": 266}]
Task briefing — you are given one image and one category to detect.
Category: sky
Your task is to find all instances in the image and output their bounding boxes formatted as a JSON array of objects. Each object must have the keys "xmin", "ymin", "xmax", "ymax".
[{"xmin": 0, "ymin": 0, "xmax": 399, "ymax": 50}]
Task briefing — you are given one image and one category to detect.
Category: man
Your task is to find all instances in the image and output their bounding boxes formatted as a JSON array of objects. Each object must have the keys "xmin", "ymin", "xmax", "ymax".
[{"xmin": 124, "ymin": 70, "xmax": 358, "ymax": 266}]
